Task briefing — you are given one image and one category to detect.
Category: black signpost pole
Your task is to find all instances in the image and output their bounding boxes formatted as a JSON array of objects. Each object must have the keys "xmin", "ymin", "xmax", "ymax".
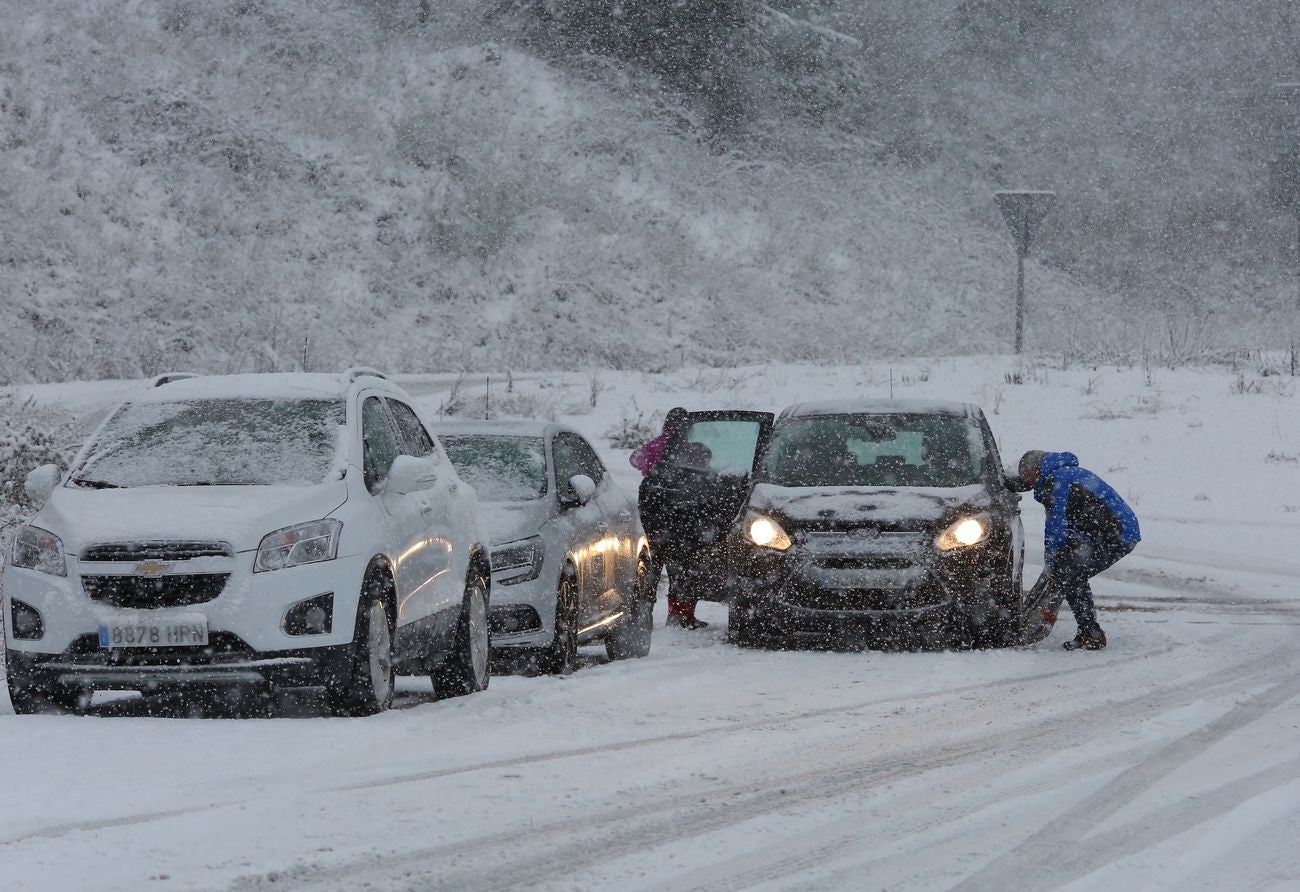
[
  {"xmin": 995, "ymin": 190, "xmax": 1056, "ymax": 355},
  {"xmin": 1015, "ymin": 234, "xmax": 1026, "ymax": 354}
]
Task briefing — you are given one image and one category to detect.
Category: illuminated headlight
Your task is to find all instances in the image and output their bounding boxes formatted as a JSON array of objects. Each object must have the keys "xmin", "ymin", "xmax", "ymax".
[
  {"xmin": 492, "ymin": 536, "xmax": 543, "ymax": 585},
  {"xmin": 743, "ymin": 512, "xmax": 792, "ymax": 551},
  {"xmin": 254, "ymin": 519, "xmax": 342, "ymax": 572},
  {"xmin": 11, "ymin": 525, "xmax": 67, "ymax": 577},
  {"xmin": 936, "ymin": 514, "xmax": 990, "ymax": 551}
]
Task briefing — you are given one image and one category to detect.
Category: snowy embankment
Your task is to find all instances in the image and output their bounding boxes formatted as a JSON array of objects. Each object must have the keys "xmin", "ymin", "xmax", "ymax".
[{"xmin": 1, "ymin": 356, "xmax": 1297, "ymax": 891}]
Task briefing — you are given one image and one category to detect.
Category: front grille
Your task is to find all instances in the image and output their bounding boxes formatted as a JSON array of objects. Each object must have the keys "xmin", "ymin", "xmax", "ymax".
[
  {"xmin": 65, "ymin": 632, "xmax": 255, "ymax": 666},
  {"xmin": 82, "ymin": 574, "xmax": 230, "ymax": 609},
  {"xmin": 783, "ymin": 581, "xmax": 947, "ymax": 612},
  {"xmin": 814, "ymin": 556, "xmax": 914, "ymax": 571},
  {"xmin": 80, "ymin": 541, "xmax": 235, "ymax": 562}
]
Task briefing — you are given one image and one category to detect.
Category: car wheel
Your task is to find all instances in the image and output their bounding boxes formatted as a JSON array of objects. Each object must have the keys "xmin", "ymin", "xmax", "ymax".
[
  {"xmin": 327, "ymin": 572, "xmax": 395, "ymax": 717},
  {"xmin": 433, "ymin": 571, "xmax": 491, "ymax": 699},
  {"xmin": 727, "ymin": 601, "xmax": 762, "ymax": 648},
  {"xmin": 605, "ymin": 555, "xmax": 655, "ymax": 661},
  {"xmin": 538, "ymin": 570, "xmax": 579, "ymax": 675},
  {"xmin": 5, "ymin": 654, "xmax": 85, "ymax": 715}
]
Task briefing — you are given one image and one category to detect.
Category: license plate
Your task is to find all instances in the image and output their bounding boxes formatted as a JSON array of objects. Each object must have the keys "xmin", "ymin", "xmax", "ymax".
[{"xmin": 99, "ymin": 618, "xmax": 209, "ymax": 648}]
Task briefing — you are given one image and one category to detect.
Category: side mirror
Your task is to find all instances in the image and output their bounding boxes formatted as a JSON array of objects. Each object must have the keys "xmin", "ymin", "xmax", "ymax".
[
  {"xmin": 1004, "ymin": 471, "xmax": 1032, "ymax": 493},
  {"xmin": 563, "ymin": 474, "xmax": 597, "ymax": 507},
  {"xmin": 24, "ymin": 464, "xmax": 62, "ymax": 504},
  {"xmin": 386, "ymin": 454, "xmax": 438, "ymax": 495}
]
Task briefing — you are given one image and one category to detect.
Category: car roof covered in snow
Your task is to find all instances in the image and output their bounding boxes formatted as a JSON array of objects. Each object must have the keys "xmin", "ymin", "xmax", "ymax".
[
  {"xmin": 778, "ymin": 399, "xmax": 981, "ymax": 420},
  {"xmin": 432, "ymin": 419, "xmax": 573, "ymax": 440},
  {"xmin": 123, "ymin": 371, "xmax": 404, "ymax": 404}
]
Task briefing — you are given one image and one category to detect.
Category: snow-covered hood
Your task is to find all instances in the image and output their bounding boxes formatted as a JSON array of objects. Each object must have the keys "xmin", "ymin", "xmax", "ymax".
[
  {"xmin": 748, "ymin": 482, "xmax": 993, "ymax": 529},
  {"xmin": 476, "ymin": 499, "xmax": 554, "ymax": 547},
  {"xmin": 35, "ymin": 482, "xmax": 350, "ymax": 555}
]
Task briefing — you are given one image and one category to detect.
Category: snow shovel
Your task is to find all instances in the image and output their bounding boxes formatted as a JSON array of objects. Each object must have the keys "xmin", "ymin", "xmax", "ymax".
[{"xmin": 1018, "ymin": 573, "xmax": 1066, "ymax": 646}]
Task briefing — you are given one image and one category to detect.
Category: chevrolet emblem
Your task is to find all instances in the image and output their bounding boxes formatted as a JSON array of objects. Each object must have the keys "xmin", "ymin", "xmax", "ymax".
[{"xmin": 134, "ymin": 561, "xmax": 173, "ymax": 576}]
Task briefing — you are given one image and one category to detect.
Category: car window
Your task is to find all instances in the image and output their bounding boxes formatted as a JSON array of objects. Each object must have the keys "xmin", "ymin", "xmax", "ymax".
[
  {"xmin": 760, "ymin": 414, "xmax": 986, "ymax": 488},
  {"xmin": 441, "ymin": 435, "xmax": 547, "ymax": 501},
  {"xmin": 552, "ymin": 432, "xmax": 604, "ymax": 500},
  {"xmin": 667, "ymin": 419, "xmax": 762, "ymax": 475},
  {"xmin": 387, "ymin": 399, "xmax": 435, "ymax": 457},
  {"xmin": 361, "ymin": 397, "xmax": 401, "ymax": 493},
  {"xmin": 74, "ymin": 398, "xmax": 345, "ymax": 487}
]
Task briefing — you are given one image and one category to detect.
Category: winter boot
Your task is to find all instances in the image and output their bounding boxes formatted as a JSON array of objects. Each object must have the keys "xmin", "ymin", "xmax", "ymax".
[
  {"xmin": 666, "ymin": 596, "xmax": 709, "ymax": 630},
  {"xmin": 1062, "ymin": 629, "xmax": 1107, "ymax": 651}
]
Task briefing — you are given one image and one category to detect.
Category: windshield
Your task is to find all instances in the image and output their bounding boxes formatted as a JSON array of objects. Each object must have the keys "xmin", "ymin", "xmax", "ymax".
[
  {"xmin": 760, "ymin": 413, "xmax": 987, "ymax": 488},
  {"xmin": 440, "ymin": 435, "xmax": 548, "ymax": 502},
  {"xmin": 75, "ymin": 399, "xmax": 345, "ymax": 487}
]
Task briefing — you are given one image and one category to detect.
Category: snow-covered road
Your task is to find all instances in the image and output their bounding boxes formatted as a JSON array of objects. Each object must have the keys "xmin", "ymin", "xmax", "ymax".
[{"xmin": 3, "ymin": 547, "xmax": 1297, "ymax": 892}]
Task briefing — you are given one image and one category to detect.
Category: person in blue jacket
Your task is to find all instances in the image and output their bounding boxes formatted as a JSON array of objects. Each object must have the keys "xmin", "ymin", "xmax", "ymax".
[{"xmin": 1016, "ymin": 450, "xmax": 1141, "ymax": 650}]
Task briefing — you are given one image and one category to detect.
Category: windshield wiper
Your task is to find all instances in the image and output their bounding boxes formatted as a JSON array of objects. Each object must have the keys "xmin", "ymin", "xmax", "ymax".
[{"xmin": 71, "ymin": 477, "xmax": 122, "ymax": 489}]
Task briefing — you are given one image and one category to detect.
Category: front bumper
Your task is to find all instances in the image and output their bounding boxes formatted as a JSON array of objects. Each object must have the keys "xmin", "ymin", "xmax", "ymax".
[
  {"xmin": 2, "ymin": 553, "xmax": 372, "ymax": 689},
  {"xmin": 484, "ymin": 569, "xmax": 555, "ymax": 650},
  {"xmin": 5, "ymin": 641, "xmax": 354, "ymax": 691},
  {"xmin": 727, "ymin": 530, "xmax": 1013, "ymax": 644}
]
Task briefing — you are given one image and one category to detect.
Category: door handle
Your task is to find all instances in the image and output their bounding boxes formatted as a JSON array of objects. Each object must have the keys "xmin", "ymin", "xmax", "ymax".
[
  {"xmin": 596, "ymin": 521, "xmax": 610, "ymax": 533},
  {"xmin": 420, "ymin": 502, "xmax": 434, "ymax": 515}
]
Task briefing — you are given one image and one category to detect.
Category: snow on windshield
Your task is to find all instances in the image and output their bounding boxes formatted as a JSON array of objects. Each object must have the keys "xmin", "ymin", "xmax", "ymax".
[
  {"xmin": 761, "ymin": 414, "xmax": 986, "ymax": 488},
  {"xmin": 75, "ymin": 399, "xmax": 345, "ymax": 488},
  {"xmin": 440, "ymin": 435, "xmax": 547, "ymax": 502}
]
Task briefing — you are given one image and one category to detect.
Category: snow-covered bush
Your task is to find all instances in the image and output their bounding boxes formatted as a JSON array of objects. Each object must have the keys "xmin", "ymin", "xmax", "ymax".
[{"xmin": 0, "ymin": 398, "xmax": 77, "ymax": 568}]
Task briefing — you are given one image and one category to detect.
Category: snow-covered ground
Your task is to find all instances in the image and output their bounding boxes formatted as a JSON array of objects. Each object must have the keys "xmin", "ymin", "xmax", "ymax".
[{"xmin": 2, "ymin": 357, "xmax": 1298, "ymax": 891}]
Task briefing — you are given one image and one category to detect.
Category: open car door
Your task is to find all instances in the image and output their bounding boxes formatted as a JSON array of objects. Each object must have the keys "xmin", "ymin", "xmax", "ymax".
[{"xmin": 639, "ymin": 410, "xmax": 774, "ymax": 602}]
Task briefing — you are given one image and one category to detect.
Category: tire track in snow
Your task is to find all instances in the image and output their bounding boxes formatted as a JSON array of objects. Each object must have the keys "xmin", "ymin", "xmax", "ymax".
[
  {"xmin": 225, "ymin": 639, "xmax": 1291, "ymax": 892},
  {"xmin": 638, "ymin": 656, "xmax": 1300, "ymax": 892},
  {"xmin": 946, "ymin": 670, "xmax": 1300, "ymax": 892}
]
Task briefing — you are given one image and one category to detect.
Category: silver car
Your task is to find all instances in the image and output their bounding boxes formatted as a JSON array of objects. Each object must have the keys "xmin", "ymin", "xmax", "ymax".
[{"xmin": 436, "ymin": 421, "xmax": 654, "ymax": 673}]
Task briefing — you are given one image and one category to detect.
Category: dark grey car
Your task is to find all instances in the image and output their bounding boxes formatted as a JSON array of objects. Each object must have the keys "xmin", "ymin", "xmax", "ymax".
[{"xmin": 641, "ymin": 400, "xmax": 1025, "ymax": 649}]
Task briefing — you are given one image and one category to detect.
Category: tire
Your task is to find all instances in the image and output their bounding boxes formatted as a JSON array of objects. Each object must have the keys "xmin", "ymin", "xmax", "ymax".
[
  {"xmin": 537, "ymin": 571, "xmax": 579, "ymax": 675},
  {"xmin": 5, "ymin": 653, "xmax": 86, "ymax": 715},
  {"xmin": 727, "ymin": 601, "xmax": 761, "ymax": 648},
  {"xmin": 327, "ymin": 571, "xmax": 395, "ymax": 717},
  {"xmin": 433, "ymin": 571, "xmax": 491, "ymax": 699},
  {"xmin": 605, "ymin": 555, "xmax": 655, "ymax": 661}
]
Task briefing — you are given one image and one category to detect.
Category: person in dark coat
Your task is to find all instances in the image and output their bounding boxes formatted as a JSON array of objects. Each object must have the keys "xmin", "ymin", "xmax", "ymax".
[
  {"xmin": 1016, "ymin": 450, "xmax": 1141, "ymax": 650},
  {"xmin": 632, "ymin": 408, "xmax": 711, "ymax": 629}
]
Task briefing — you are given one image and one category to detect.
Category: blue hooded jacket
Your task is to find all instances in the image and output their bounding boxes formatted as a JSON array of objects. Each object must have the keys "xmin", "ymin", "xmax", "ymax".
[{"xmin": 1032, "ymin": 451, "xmax": 1140, "ymax": 572}]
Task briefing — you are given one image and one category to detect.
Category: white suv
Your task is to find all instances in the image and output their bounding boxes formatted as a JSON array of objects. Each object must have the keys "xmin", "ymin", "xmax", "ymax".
[{"xmin": 3, "ymin": 369, "xmax": 490, "ymax": 716}]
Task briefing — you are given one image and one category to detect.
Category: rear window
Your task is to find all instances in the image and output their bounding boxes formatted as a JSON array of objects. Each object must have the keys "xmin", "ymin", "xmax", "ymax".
[
  {"xmin": 440, "ymin": 435, "xmax": 548, "ymax": 502},
  {"xmin": 760, "ymin": 414, "xmax": 986, "ymax": 488},
  {"xmin": 75, "ymin": 399, "xmax": 345, "ymax": 488}
]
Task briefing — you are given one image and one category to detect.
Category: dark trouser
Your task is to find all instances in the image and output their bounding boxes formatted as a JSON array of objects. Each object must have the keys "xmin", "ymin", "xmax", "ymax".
[
  {"xmin": 1054, "ymin": 537, "xmax": 1135, "ymax": 636},
  {"xmin": 648, "ymin": 538, "xmax": 695, "ymax": 607}
]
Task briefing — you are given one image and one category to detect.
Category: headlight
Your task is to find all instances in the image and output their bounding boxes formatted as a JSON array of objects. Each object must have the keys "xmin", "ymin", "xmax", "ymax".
[
  {"xmin": 254, "ymin": 519, "xmax": 342, "ymax": 572},
  {"xmin": 10, "ymin": 525, "xmax": 67, "ymax": 577},
  {"xmin": 936, "ymin": 514, "xmax": 990, "ymax": 551},
  {"xmin": 743, "ymin": 512, "xmax": 792, "ymax": 551},
  {"xmin": 492, "ymin": 536, "xmax": 543, "ymax": 585}
]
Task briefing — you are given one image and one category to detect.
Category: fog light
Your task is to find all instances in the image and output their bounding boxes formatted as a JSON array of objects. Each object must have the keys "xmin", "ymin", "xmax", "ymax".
[
  {"xmin": 10, "ymin": 600, "xmax": 44, "ymax": 640},
  {"xmin": 284, "ymin": 593, "xmax": 334, "ymax": 636},
  {"xmin": 488, "ymin": 604, "xmax": 542, "ymax": 636}
]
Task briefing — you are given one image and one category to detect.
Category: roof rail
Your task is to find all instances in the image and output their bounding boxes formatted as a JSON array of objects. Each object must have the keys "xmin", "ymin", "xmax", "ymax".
[
  {"xmin": 150, "ymin": 372, "xmax": 199, "ymax": 387},
  {"xmin": 341, "ymin": 366, "xmax": 389, "ymax": 384}
]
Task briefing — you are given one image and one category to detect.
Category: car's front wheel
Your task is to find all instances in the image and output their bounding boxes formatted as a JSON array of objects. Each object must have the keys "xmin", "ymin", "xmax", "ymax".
[
  {"xmin": 327, "ymin": 571, "xmax": 395, "ymax": 717},
  {"xmin": 433, "ymin": 572, "xmax": 491, "ymax": 699},
  {"xmin": 727, "ymin": 600, "xmax": 762, "ymax": 648},
  {"xmin": 538, "ymin": 570, "xmax": 579, "ymax": 675},
  {"xmin": 5, "ymin": 653, "xmax": 85, "ymax": 715},
  {"xmin": 605, "ymin": 555, "xmax": 655, "ymax": 661}
]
